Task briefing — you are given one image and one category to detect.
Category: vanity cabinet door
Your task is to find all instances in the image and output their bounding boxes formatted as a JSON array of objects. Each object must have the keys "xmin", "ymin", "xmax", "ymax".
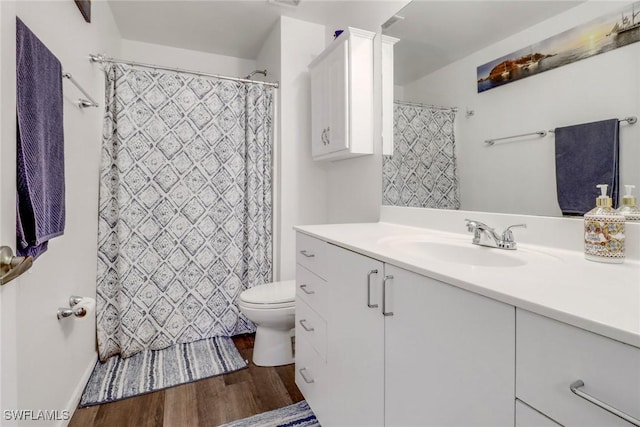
[
  {"xmin": 516, "ymin": 309, "xmax": 640, "ymax": 426},
  {"xmin": 383, "ymin": 264, "xmax": 515, "ymax": 427},
  {"xmin": 326, "ymin": 244, "xmax": 384, "ymax": 426}
]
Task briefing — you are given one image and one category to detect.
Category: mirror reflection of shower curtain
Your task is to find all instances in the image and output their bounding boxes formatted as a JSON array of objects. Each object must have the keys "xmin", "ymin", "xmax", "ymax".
[
  {"xmin": 96, "ymin": 64, "xmax": 273, "ymax": 361},
  {"xmin": 383, "ymin": 103, "xmax": 460, "ymax": 209}
]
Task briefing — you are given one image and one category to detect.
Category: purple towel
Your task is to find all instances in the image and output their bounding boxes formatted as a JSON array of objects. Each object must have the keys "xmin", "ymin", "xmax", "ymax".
[
  {"xmin": 554, "ymin": 119, "xmax": 619, "ymax": 216},
  {"xmin": 16, "ymin": 18, "xmax": 65, "ymax": 259}
]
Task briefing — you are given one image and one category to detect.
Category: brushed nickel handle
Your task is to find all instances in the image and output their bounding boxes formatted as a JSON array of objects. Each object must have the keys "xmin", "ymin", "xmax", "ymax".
[
  {"xmin": 570, "ymin": 380, "xmax": 640, "ymax": 426},
  {"xmin": 299, "ymin": 250, "xmax": 315, "ymax": 258},
  {"xmin": 0, "ymin": 246, "xmax": 33, "ymax": 286},
  {"xmin": 299, "ymin": 284, "xmax": 315, "ymax": 295},
  {"xmin": 367, "ymin": 269, "xmax": 378, "ymax": 308},
  {"xmin": 299, "ymin": 319, "xmax": 315, "ymax": 332},
  {"xmin": 382, "ymin": 274, "xmax": 394, "ymax": 316},
  {"xmin": 299, "ymin": 368, "xmax": 315, "ymax": 384}
]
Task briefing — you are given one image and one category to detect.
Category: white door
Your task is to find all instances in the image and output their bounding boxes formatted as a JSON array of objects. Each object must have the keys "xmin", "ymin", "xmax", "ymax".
[
  {"xmin": 326, "ymin": 244, "xmax": 384, "ymax": 426},
  {"xmin": 0, "ymin": 2, "xmax": 19, "ymax": 421},
  {"xmin": 384, "ymin": 264, "xmax": 516, "ymax": 427}
]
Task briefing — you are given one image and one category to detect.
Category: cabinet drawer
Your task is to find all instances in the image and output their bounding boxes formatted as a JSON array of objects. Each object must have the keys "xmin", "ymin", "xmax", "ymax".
[
  {"xmin": 296, "ymin": 264, "xmax": 327, "ymax": 318},
  {"xmin": 295, "ymin": 298, "xmax": 327, "ymax": 361},
  {"xmin": 516, "ymin": 309, "xmax": 640, "ymax": 426},
  {"xmin": 295, "ymin": 334, "xmax": 327, "ymax": 424},
  {"xmin": 296, "ymin": 233, "xmax": 327, "ymax": 278},
  {"xmin": 516, "ymin": 400, "xmax": 561, "ymax": 427}
]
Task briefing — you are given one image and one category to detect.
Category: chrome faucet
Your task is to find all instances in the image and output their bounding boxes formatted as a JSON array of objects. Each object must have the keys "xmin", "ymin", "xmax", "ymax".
[{"xmin": 465, "ymin": 219, "xmax": 526, "ymax": 250}]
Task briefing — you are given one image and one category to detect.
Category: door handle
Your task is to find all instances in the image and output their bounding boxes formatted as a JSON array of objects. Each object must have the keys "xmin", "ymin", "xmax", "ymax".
[
  {"xmin": 299, "ymin": 284, "xmax": 315, "ymax": 295},
  {"xmin": 299, "ymin": 250, "xmax": 315, "ymax": 258},
  {"xmin": 382, "ymin": 274, "xmax": 394, "ymax": 316},
  {"xmin": 570, "ymin": 380, "xmax": 640, "ymax": 426},
  {"xmin": 299, "ymin": 319, "xmax": 315, "ymax": 332},
  {"xmin": 0, "ymin": 246, "xmax": 33, "ymax": 286},
  {"xmin": 367, "ymin": 269, "xmax": 378, "ymax": 308}
]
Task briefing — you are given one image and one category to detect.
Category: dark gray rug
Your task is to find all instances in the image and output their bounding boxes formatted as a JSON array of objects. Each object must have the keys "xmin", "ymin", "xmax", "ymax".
[
  {"xmin": 219, "ymin": 401, "xmax": 319, "ymax": 427},
  {"xmin": 79, "ymin": 336, "xmax": 247, "ymax": 407}
]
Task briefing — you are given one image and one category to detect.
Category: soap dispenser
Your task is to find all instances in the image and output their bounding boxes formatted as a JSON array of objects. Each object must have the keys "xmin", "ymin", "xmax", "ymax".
[
  {"xmin": 617, "ymin": 185, "xmax": 640, "ymax": 221},
  {"xmin": 584, "ymin": 184, "xmax": 625, "ymax": 263}
]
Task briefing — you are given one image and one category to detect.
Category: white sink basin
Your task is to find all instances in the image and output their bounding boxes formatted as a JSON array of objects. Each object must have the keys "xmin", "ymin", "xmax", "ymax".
[{"xmin": 378, "ymin": 234, "xmax": 557, "ymax": 268}]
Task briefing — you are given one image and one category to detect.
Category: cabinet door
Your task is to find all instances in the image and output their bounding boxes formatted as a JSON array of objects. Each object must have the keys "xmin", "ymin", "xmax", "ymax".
[
  {"xmin": 326, "ymin": 244, "xmax": 384, "ymax": 426},
  {"xmin": 310, "ymin": 60, "xmax": 327, "ymax": 158},
  {"xmin": 516, "ymin": 400, "xmax": 562, "ymax": 427},
  {"xmin": 384, "ymin": 264, "xmax": 515, "ymax": 427},
  {"xmin": 325, "ymin": 40, "xmax": 349, "ymax": 154}
]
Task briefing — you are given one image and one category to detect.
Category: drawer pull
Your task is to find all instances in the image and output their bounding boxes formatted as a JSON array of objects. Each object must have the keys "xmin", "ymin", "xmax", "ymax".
[
  {"xmin": 299, "ymin": 250, "xmax": 315, "ymax": 258},
  {"xmin": 299, "ymin": 319, "xmax": 315, "ymax": 332},
  {"xmin": 382, "ymin": 275, "xmax": 394, "ymax": 316},
  {"xmin": 299, "ymin": 368, "xmax": 315, "ymax": 384},
  {"xmin": 367, "ymin": 269, "xmax": 378, "ymax": 308},
  {"xmin": 570, "ymin": 380, "xmax": 640, "ymax": 426},
  {"xmin": 299, "ymin": 284, "xmax": 315, "ymax": 295}
]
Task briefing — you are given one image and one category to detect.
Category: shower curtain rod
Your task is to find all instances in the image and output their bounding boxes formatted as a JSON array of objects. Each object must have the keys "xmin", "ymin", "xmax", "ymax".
[
  {"xmin": 89, "ymin": 54, "xmax": 280, "ymax": 88},
  {"xmin": 394, "ymin": 99, "xmax": 458, "ymax": 112}
]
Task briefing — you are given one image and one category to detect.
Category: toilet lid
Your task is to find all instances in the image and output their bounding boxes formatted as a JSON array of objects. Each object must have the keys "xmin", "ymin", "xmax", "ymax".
[{"xmin": 239, "ymin": 280, "xmax": 296, "ymax": 305}]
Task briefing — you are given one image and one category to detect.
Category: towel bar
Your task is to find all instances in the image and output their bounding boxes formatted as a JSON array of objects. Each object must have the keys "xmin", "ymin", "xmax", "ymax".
[
  {"xmin": 485, "ymin": 116, "xmax": 637, "ymax": 146},
  {"xmin": 62, "ymin": 72, "xmax": 99, "ymax": 108}
]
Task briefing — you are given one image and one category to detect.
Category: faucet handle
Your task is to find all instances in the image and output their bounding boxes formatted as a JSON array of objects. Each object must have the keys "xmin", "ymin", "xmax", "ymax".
[
  {"xmin": 501, "ymin": 224, "xmax": 527, "ymax": 243},
  {"xmin": 464, "ymin": 218, "xmax": 477, "ymax": 232}
]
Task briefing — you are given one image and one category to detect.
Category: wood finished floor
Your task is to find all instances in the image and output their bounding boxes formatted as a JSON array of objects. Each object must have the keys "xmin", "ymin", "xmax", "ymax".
[{"xmin": 69, "ymin": 335, "xmax": 303, "ymax": 427}]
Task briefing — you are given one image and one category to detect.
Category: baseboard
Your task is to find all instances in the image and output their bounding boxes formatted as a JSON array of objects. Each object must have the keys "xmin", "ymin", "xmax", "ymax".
[{"xmin": 57, "ymin": 352, "xmax": 97, "ymax": 427}]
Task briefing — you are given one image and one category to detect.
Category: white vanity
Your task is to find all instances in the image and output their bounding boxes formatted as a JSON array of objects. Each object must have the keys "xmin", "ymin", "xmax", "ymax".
[{"xmin": 294, "ymin": 207, "xmax": 640, "ymax": 426}]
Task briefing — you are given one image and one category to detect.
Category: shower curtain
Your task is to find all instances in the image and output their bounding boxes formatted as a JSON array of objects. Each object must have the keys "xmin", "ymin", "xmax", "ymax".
[
  {"xmin": 96, "ymin": 64, "xmax": 273, "ymax": 361},
  {"xmin": 383, "ymin": 103, "xmax": 460, "ymax": 209}
]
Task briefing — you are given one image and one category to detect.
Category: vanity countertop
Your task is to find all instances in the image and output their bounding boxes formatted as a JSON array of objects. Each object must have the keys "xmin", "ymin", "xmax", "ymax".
[{"xmin": 294, "ymin": 221, "xmax": 640, "ymax": 348}]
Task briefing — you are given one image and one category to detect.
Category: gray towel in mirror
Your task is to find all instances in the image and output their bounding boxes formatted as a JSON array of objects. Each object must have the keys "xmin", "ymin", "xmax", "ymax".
[{"xmin": 554, "ymin": 119, "xmax": 619, "ymax": 216}]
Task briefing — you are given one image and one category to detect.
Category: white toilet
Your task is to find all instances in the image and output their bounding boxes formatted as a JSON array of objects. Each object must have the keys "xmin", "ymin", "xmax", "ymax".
[{"xmin": 238, "ymin": 280, "xmax": 296, "ymax": 367}]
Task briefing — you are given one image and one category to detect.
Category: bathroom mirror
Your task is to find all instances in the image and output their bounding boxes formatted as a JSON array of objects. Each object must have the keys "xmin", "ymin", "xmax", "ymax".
[{"xmin": 382, "ymin": 0, "xmax": 640, "ymax": 217}]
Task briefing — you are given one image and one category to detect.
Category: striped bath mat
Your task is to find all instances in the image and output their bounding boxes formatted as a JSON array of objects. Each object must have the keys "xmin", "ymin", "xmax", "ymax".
[
  {"xmin": 79, "ymin": 336, "xmax": 247, "ymax": 407},
  {"xmin": 220, "ymin": 401, "xmax": 319, "ymax": 427}
]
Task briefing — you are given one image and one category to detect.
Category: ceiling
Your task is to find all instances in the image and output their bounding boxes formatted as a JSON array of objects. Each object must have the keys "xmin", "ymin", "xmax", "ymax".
[
  {"xmin": 108, "ymin": 0, "xmax": 584, "ymax": 78},
  {"xmin": 107, "ymin": 0, "xmax": 410, "ymax": 59},
  {"xmin": 382, "ymin": 1, "xmax": 584, "ymax": 85}
]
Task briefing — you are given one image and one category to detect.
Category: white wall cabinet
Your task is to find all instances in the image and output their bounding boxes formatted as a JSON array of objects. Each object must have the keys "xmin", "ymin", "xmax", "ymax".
[{"xmin": 309, "ymin": 27, "xmax": 374, "ymax": 161}]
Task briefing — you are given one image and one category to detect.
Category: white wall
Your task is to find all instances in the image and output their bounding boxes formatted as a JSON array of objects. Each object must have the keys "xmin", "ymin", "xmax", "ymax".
[
  {"xmin": 277, "ymin": 17, "xmax": 328, "ymax": 280},
  {"xmin": 0, "ymin": 2, "xmax": 18, "ymax": 423},
  {"xmin": 255, "ymin": 21, "xmax": 283, "ymax": 280},
  {"xmin": 0, "ymin": 1, "xmax": 121, "ymax": 425},
  {"xmin": 326, "ymin": 29, "xmax": 385, "ymax": 224},
  {"xmin": 120, "ymin": 39, "xmax": 257, "ymax": 78},
  {"xmin": 401, "ymin": 2, "xmax": 640, "ymax": 216}
]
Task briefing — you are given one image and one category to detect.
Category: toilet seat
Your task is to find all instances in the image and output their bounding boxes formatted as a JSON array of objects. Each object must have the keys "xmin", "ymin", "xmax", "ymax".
[{"xmin": 239, "ymin": 280, "xmax": 296, "ymax": 309}]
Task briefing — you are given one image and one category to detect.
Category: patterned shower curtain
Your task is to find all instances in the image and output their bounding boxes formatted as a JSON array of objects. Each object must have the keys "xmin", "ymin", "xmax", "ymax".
[
  {"xmin": 96, "ymin": 64, "xmax": 273, "ymax": 361},
  {"xmin": 382, "ymin": 103, "xmax": 460, "ymax": 209}
]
